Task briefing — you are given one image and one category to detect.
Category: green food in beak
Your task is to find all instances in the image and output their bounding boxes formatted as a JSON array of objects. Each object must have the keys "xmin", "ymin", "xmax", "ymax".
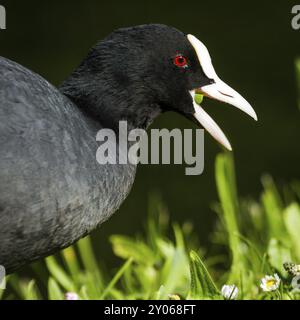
[{"xmin": 194, "ymin": 93, "xmax": 204, "ymax": 105}]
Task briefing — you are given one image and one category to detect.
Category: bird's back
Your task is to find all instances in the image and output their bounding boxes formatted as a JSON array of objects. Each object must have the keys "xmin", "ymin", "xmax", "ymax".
[{"xmin": 0, "ymin": 57, "xmax": 136, "ymax": 272}]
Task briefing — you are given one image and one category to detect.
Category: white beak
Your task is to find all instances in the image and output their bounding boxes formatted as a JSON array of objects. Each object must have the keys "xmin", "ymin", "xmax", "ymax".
[
  {"xmin": 190, "ymin": 90, "xmax": 233, "ymax": 151},
  {"xmin": 187, "ymin": 34, "xmax": 258, "ymax": 150}
]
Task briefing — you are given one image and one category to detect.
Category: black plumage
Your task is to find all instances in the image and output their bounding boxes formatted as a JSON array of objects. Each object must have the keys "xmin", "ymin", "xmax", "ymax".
[{"xmin": 0, "ymin": 24, "xmax": 248, "ymax": 273}]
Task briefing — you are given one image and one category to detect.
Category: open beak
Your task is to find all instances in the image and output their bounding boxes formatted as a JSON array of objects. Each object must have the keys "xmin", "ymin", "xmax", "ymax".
[{"xmin": 187, "ymin": 34, "xmax": 258, "ymax": 151}]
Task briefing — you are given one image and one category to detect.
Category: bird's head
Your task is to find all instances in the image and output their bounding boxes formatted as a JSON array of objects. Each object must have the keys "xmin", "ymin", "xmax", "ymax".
[{"xmin": 61, "ymin": 24, "xmax": 257, "ymax": 150}]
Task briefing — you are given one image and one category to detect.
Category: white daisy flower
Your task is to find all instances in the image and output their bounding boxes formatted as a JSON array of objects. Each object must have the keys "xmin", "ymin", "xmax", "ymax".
[
  {"xmin": 65, "ymin": 292, "xmax": 79, "ymax": 300},
  {"xmin": 221, "ymin": 284, "xmax": 238, "ymax": 300},
  {"xmin": 260, "ymin": 273, "xmax": 281, "ymax": 292}
]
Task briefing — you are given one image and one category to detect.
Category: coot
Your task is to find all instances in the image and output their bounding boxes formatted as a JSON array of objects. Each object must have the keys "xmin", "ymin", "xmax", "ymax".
[{"xmin": 0, "ymin": 24, "xmax": 257, "ymax": 272}]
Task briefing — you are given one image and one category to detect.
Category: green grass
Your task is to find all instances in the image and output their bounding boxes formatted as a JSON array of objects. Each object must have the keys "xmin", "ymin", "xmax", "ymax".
[{"xmin": 1, "ymin": 152, "xmax": 300, "ymax": 300}]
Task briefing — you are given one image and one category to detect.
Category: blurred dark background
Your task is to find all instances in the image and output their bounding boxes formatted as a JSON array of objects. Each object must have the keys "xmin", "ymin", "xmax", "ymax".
[{"xmin": 0, "ymin": 0, "xmax": 299, "ymax": 267}]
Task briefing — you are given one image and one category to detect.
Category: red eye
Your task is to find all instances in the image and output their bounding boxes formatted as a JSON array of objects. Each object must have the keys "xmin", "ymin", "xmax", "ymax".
[{"xmin": 174, "ymin": 55, "xmax": 188, "ymax": 68}]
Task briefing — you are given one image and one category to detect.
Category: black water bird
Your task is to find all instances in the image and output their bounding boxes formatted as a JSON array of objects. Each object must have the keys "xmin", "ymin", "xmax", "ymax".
[{"xmin": 0, "ymin": 24, "xmax": 257, "ymax": 272}]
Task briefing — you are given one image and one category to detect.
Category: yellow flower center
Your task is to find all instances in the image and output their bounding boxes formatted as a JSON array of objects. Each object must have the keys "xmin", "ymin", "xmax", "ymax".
[{"xmin": 266, "ymin": 279, "xmax": 276, "ymax": 289}]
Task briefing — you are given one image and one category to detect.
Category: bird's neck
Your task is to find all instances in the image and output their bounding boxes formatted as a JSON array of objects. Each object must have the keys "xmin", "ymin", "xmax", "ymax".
[{"xmin": 59, "ymin": 70, "xmax": 161, "ymax": 133}]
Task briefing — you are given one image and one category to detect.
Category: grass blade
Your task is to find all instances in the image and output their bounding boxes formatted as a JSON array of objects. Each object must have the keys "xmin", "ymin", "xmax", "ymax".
[
  {"xmin": 188, "ymin": 250, "xmax": 219, "ymax": 299},
  {"xmin": 284, "ymin": 203, "xmax": 300, "ymax": 260},
  {"xmin": 77, "ymin": 236, "xmax": 104, "ymax": 290},
  {"xmin": 100, "ymin": 258, "xmax": 133, "ymax": 299},
  {"xmin": 45, "ymin": 256, "xmax": 75, "ymax": 292},
  {"xmin": 215, "ymin": 153, "xmax": 244, "ymax": 284},
  {"xmin": 48, "ymin": 278, "xmax": 64, "ymax": 300}
]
